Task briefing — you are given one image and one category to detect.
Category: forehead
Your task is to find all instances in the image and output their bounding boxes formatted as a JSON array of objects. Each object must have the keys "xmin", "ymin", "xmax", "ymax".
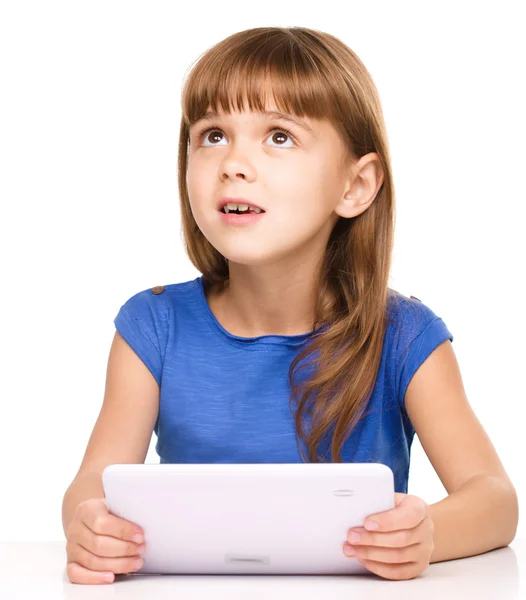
[{"xmin": 198, "ymin": 105, "xmax": 315, "ymax": 134}]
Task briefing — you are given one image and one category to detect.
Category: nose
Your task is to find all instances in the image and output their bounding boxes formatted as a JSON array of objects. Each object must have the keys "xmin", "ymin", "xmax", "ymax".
[
  {"xmin": 222, "ymin": 169, "xmax": 247, "ymax": 181},
  {"xmin": 220, "ymin": 145, "xmax": 256, "ymax": 182}
]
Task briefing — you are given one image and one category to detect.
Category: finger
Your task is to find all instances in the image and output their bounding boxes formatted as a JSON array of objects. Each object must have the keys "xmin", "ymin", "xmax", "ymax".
[
  {"xmin": 364, "ymin": 495, "xmax": 428, "ymax": 532},
  {"xmin": 355, "ymin": 556, "xmax": 423, "ymax": 581},
  {"xmin": 68, "ymin": 542, "xmax": 143, "ymax": 575},
  {"xmin": 79, "ymin": 500, "xmax": 144, "ymax": 543},
  {"xmin": 348, "ymin": 517, "xmax": 429, "ymax": 548},
  {"xmin": 344, "ymin": 540, "xmax": 422, "ymax": 564},
  {"xmin": 75, "ymin": 524, "xmax": 145, "ymax": 558},
  {"xmin": 66, "ymin": 561, "xmax": 115, "ymax": 585}
]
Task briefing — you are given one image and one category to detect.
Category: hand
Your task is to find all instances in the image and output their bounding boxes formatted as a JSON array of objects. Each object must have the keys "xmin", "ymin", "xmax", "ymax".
[
  {"xmin": 343, "ymin": 493, "xmax": 434, "ymax": 580},
  {"xmin": 65, "ymin": 498, "xmax": 146, "ymax": 585}
]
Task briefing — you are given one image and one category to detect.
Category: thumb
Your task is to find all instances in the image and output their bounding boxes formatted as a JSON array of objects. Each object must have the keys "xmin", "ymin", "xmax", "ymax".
[{"xmin": 394, "ymin": 492, "xmax": 408, "ymax": 507}]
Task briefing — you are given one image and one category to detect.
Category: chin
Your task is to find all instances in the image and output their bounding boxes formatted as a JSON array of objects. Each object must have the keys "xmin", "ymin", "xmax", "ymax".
[
  {"xmin": 221, "ymin": 254, "xmax": 271, "ymax": 267},
  {"xmin": 208, "ymin": 239, "xmax": 270, "ymax": 265}
]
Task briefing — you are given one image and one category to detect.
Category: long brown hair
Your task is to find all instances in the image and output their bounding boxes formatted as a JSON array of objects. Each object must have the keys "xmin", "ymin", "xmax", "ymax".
[{"xmin": 177, "ymin": 26, "xmax": 403, "ymax": 462}]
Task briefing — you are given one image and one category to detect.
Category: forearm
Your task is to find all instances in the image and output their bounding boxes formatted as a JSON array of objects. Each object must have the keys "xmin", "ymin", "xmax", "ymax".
[
  {"xmin": 429, "ymin": 474, "xmax": 519, "ymax": 563},
  {"xmin": 62, "ymin": 472, "xmax": 105, "ymax": 538}
]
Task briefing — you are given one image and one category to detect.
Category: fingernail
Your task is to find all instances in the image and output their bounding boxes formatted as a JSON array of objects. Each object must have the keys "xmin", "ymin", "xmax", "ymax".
[
  {"xmin": 133, "ymin": 558, "xmax": 143, "ymax": 570},
  {"xmin": 132, "ymin": 533, "xmax": 144, "ymax": 543},
  {"xmin": 343, "ymin": 543, "xmax": 356, "ymax": 557},
  {"xmin": 348, "ymin": 531, "xmax": 361, "ymax": 543},
  {"xmin": 365, "ymin": 520, "xmax": 379, "ymax": 530},
  {"xmin": 137, "ymin": 543, "xmax": 146, "ymax": 554}
]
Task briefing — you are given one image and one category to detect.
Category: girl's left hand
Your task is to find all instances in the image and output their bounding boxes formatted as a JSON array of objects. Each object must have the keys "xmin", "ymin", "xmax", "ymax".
[{"xmin": 343, "ymin": 493, "xmax": 435, "ymax": 580}]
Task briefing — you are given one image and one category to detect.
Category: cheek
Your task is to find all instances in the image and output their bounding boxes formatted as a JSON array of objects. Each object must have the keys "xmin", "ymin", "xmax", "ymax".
[
  {"xmin": 186, "ymin": 166, "xmax": 212, "ymax": 212},
  {"xmin": 186, "ymin": 163, "xmax": 201, "ymax": 196},
  {"xmin": 268, "ymin": 165, "xmax": 312, "ymax": 205},
  {"xmin": 271, "ymin": 162, "xmax": 336, "ymax": 219}
]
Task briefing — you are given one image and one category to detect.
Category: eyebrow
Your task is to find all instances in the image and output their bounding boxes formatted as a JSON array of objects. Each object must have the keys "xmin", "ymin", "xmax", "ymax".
[{"xmin": 193, "ymin": 110, "xmax": 314, "ymax": 134}]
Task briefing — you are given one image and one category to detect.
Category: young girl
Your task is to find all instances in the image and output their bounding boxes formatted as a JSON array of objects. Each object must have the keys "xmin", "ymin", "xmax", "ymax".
[{"xmin": 62, "ymin": 26, "xmax": 518, "ymax": 585}]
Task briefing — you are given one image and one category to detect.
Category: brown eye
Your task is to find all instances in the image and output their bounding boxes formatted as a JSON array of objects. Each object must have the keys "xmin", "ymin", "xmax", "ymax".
[
  {"xmin": 271, "ymin": 132, "xmax": 288, "ymax": 145},
  {"xmin": 267, "ymin": 128, "xmax": 295, "ymax": 148},
  {"xmin": 206, "ymin": 131, "xmax": 224, "ymax": 144}
]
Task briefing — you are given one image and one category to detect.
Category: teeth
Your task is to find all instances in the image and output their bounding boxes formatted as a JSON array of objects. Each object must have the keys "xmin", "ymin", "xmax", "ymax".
[{"xmin": 223, "ymin": 202, "xmax": 262, "ymax": 214}]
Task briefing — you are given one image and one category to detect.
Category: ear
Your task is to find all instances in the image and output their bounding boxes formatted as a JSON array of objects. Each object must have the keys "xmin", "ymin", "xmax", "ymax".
[{"xmin": 334, "ymin": 152, "xmax": 385, "ymax": 219}]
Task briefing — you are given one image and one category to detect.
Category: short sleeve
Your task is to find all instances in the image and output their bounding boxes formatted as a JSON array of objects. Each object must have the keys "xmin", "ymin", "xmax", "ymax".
[
  {"xmin": 113, "ymin": 289, "xmax": 168, "ymax": 386},
  {"xmin": 394, "ymin": 297, "xmax": 454, "ymax": 411}
]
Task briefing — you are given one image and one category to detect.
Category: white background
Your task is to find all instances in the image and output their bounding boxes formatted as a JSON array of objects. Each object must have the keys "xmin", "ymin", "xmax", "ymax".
[{"xmin": 1, "ymin": 1, "xmax": 524, "ymax": 542}]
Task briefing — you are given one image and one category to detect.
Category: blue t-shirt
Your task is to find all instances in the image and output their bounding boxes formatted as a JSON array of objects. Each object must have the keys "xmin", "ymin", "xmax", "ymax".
[{"xmin": 114, "ymin": 276, "xmax": 453, "ymax": 493}]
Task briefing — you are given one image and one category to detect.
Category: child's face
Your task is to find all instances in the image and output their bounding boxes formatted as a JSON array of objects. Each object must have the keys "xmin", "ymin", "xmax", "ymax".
[{"xmin": 186, "ymin": 98, "xmax": 352, "ymax": 267}]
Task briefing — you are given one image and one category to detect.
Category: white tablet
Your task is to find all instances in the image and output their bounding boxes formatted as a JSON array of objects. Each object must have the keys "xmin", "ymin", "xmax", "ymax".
[{"xmin": 102, "ymin": 462, "xmax": 395, "ymax": 575}]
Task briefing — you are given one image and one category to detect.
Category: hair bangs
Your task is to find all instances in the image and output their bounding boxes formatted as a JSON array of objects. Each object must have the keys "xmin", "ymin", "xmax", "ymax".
[{"xmin": 181, "ymin": 33, "xmax": 340, "ymax": 128}]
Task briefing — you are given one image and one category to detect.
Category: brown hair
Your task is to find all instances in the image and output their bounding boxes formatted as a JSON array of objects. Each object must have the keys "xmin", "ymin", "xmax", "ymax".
[{"xmin": 177, "ymin": 26, "xmax": 403, "ymax": 462}]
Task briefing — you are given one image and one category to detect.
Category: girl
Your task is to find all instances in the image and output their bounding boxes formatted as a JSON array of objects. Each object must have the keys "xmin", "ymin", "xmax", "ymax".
[{"xmin": 62, "ymin": 26, "xmax": 518, "ymax": 585}]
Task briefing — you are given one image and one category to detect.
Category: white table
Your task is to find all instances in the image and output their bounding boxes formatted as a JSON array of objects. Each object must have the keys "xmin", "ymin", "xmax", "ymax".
[{"xmin": 0, "ymin": 539, "xmax": 524, "ymax": 599}]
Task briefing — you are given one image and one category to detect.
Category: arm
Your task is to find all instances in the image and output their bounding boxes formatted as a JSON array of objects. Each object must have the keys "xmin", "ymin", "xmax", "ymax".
[
  {"xmin": 403, "ymin": 340, "xmax": 519, "ymax": 563},
  {"xmin": 62, "ymin": 330, "xmax": 160, "ymax": 538},
  {"xmin": 429, "ymin": 473, "xmax": 518, "ymax": 563}
]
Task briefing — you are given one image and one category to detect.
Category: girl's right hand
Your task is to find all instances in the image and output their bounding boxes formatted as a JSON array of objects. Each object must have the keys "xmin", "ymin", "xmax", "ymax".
[{"xmin": 65, "ymin": 498, "xmax": 146, "ymax": 584}]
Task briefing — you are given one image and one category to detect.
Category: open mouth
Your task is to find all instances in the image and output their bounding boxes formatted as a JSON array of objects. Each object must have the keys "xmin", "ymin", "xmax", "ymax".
[{"xmin": 219, "ymin": 207, "xmax": 266, "ymax": 214}]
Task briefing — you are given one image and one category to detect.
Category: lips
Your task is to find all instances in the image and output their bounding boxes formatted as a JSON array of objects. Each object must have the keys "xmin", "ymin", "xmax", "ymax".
[{"xmin": 218, "ymin": 198, "xmax": 266, "ymax": 212}]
